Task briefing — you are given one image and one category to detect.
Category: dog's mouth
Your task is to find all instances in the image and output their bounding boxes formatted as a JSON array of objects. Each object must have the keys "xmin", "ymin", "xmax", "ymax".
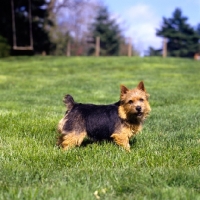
[{"xmin": 135, "ymin": 112, "xmax": 143, "ymax": 117}]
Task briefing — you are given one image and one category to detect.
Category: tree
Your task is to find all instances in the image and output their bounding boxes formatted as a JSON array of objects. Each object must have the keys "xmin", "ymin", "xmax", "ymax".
[
  {"xmin": 0, "ymin": 35, "xmax": 10, "ymax": 57},
  {"xmin": 145, "ymin": 46, "xmax": 162, "ymax": 57},
  {"xmin": 89, "ymin": 6, "xmax": 122, "ymax": 56},
  {"xmin": 195, "ymin": 23, "xmax": 200, "ymax": 53},
  {"xmin": 47, "ymin": 0, "xmax": 99, "ymax": 55},
  {"xmin": 156, "ymin": 8, "xmax": 200, "ymax": 58},
  {"xmin": 119, "ymin": 38, "xmax": 140, "ymax": 56},
  {"xmin": 0, "ymin": 0, "xmax": 52, "ymax": 54},
  {"xmin": 196, "ymin": 24, "xmax": 200, "ymax": 35}
]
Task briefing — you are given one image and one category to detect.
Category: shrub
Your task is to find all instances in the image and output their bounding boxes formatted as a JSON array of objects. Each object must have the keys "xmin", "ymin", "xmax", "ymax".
[{"xmin": 0, "ymin": 35, "xmax": 10, "ymax": 57}]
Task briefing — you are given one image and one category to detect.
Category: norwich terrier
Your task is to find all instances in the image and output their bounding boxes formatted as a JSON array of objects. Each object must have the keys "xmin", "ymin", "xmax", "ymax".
[{"xmin": 57, "ymin": 81, "xmax": 151, "ymax": 151}]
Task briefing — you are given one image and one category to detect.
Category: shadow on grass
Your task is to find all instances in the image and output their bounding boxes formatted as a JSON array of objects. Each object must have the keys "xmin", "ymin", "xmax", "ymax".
[
  {"xmin": 80, "ymin": 136, "xmax": 138, "ymax": 148},
  {"xmin": 130, "ymin": 137, "xmax": 137, "ymax": 146},
  {"xmin": 54, "ymin": 135, "xmax": 138, "ymax": 150}
]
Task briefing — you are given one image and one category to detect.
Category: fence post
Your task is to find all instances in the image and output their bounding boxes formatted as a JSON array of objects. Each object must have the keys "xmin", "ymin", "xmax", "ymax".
[
  {"xmin": 66, "ymin": 40, "xmax": 71, "ymax": 57},
  {"xmin": 95, "ymin": 36, "xmax": 100, "ymax": 57},
  {"xmin": 162, "ymin": 38, "xmax": 167, "ymax": 58},
  {"xmin": 128, "ymin": 37, "xmax": 132, "ymax": 57}
]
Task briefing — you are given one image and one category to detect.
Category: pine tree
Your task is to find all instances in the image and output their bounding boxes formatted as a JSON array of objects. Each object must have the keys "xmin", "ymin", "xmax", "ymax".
[
  {"xmin": 156, "ymin": 8, "xmax": 200, "ymax": 58},
  {"xmin": 89, "ymin": 6, "xmax": 121, "ymax": 56},
  {"xmin": 145, "ymin": 46, "xmax": 162, "ymax": 56},
  {"xmin": 196, "ymin": 24, "xmax": 200, "ymax": 53}
]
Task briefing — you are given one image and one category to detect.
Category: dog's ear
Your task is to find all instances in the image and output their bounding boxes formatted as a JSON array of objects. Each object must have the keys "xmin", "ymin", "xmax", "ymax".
[
  {"xmin": 137, "ymin": 81, "xmax": 150, "ymax": 100},
  {"xmin": 137, "ymin": 81, "xmax": 146, "ymax": 92},
  {"xmin": 120, "ymin": 85, "xmax": 129, "ymax": 95}
]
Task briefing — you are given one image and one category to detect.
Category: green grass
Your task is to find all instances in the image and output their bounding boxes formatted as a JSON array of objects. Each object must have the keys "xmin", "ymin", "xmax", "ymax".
[{"xmin": 0, "ymin": 56, "xmax": 200, "ymax": 200}]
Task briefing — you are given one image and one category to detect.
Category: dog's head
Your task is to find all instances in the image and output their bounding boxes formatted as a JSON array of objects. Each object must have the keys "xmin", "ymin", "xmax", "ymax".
[{"xmin": 119, "ymin": 81, "xmax": 151, "ymax": 121}]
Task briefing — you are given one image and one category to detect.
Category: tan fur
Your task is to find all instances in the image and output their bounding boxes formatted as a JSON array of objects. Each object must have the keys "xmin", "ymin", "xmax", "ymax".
[
  {"xmin": 111, "ymin": 132, "xmax": 130, "ymax": 151},
  {"xmin": 57, "ymin": 81, "xmax": 151, "ymax": 151},
  {"xmin": 58, "ymin": 117, "xmax": 67, "ymax": 133},
  {"xmin": 61, "ymin": 131, "xmax": 87, "ymax": 150},
  {"xmin": 111, "ymin": 81, "xmax": 151, "ymax": 150},
  {"xmin": 111, "ymin": 122, "xmax": 142, "ymax": 151}
]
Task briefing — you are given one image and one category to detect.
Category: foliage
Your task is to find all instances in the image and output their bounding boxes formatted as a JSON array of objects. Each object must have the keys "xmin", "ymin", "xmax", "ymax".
[
  {"xmin": 156, "ymin": 8, "xmax": 200, "ymax": 58},
  {"xmin": 0, "ymin": 56, "xmax": 200, "ymax": 199},
  {"xmin": 47, "ymin": 0, "xmax": 100, "ymax": 56},
  {"xmin": 119, "ymin": 39, "xmax": 140, "ymax": 56},
  {"xmin": 145, "ymin": 46, "xmax": 162, "ymax": 56},
  {"xmin": 89, "ymin": 6, "xmax": 122, "ymax": 56},
  {"xmin": 0, "ymin": 0, "xmax": 52, "ymax": 54},
  {"xmin": 52, "ymin": 31, "xmax": 70, "ymax": 56},
  {"xmin": 0, "ymin": 35, "xmax": 10, "ymax": 57},
  {"xmin": 196, "ymin": 24, "xmax": 200, "ymax": 53},
  {"xmin": 197, "ymin": 23, "xmax": 200, "ymax": 35},
  {"xmin": 0, "ymin": 0, "xmax": 138, "ymax": 56}
]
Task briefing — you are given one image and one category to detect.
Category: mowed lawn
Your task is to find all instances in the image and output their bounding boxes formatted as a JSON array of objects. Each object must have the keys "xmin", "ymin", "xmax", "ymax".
[{"xmin": 0, "ymin": 56, "xmax": 200, "ymax": 200}]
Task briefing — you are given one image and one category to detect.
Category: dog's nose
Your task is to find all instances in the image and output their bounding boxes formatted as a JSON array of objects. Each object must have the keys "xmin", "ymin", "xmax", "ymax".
[{"xmin": 136, "ymin": 106, "xmax": 141, "ymax": 112}]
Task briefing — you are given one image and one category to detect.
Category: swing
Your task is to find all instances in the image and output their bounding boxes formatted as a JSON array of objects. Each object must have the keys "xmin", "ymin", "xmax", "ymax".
[{"xmin": 11, "ymin": 0, "xmax": 33, "ymax": 50}]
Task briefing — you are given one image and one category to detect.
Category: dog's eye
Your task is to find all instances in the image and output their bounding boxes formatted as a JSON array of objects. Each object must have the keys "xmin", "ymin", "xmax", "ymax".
[
  {"xmin": 128, "ymin": 100, "xmax": 133, "ymax": 104},
  {"xmin": 139, "ymin": 98, "xmax": 144, "ymax": 102}
]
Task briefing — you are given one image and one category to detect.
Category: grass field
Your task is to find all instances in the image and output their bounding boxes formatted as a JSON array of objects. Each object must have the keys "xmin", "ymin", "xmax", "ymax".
[{"xmin": 0, "ymin": 56, "xmax": 200, "ymax": 200}]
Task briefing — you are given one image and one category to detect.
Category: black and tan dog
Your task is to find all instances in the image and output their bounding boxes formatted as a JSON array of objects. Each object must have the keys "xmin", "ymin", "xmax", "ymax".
[{"xmin": 57, "ymin": 81, "xmax": 151, "ymax": 151}]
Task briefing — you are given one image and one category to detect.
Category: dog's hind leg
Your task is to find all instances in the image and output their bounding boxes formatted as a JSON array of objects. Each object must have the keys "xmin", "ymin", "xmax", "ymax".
[{"xmin": 60, "ymin": 131, "xmax": 87, "ymax": 150}]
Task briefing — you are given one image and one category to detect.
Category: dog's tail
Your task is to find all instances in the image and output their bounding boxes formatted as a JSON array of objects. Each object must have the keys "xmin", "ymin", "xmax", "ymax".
[{"xmin": 63, "ymin": 94, "xmax": 75, "ymax": 111}]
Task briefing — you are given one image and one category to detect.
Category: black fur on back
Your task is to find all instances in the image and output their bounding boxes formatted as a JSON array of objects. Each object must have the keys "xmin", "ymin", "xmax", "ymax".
[{"xmin": 63, "ymin": 100, "xmax": 122, "ymax": 140}]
